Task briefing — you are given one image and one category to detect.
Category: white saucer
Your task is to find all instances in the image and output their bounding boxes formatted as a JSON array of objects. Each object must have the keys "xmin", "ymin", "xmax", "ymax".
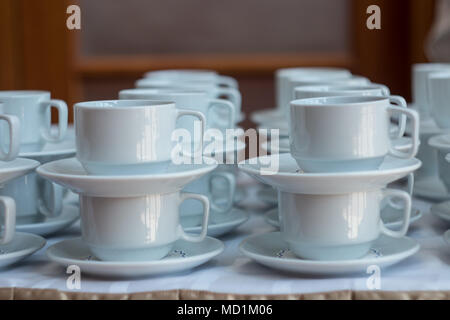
[
  {"xmin": 0, "ymin": 158, "xmax": 40, "ymax": 184},
  {"xmin": 431, "ymin": 201, "xmax": 450, "ymax": 222},
  {"xmin": 250, "ymin": 108, "xmax": 284, "ymax": 125},
  {"xmin": 37, "ymin": 157, "xmax": 218, "ymax": 197},
  {"xmin": 444, "ymin": 230, "xmax": 450, "ymax": 245},
  {"xmin": 0, "ymin": 232, "xmax": 46, "ymax": 269},
  {"xmin": 19, "ymin": 136, "xmax": 75, "ymax": 159},
  {"xmin": 15, "ymin": 204, "xmax": 79, "ymax": 236},
  {"xmin": 238, "ymin": 154, "xmax": 421, "ymax": 194},
  {"xmin": 240, "ymin": 232, "xmax": 420, "ymax": 276},
  {"xmin": 414, "ymin": 176, "xmax": 450, "ymax": 201},
  {"xmin": 265, "ymin": 206, "xmax": 422, "ymax": 229},
  {"xmin": 182, "ymin": 208, "xmax": 249, "ymax": 237},
  {"xmin": 257, "ymin": 187, "xmax": 277, "ymax": 205},
  {"xmin": 47, "ymin": 236, "xmax": 224, "ymax": 278},
  {"xmin": 261, "ymin": 137, "xmax": 414, "ymax": 155}
]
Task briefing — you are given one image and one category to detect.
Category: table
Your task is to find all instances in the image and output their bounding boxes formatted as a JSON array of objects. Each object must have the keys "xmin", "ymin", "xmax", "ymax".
[{"xmin": 1, "ymin": 180, "xmax": 450, "ymax": 300}]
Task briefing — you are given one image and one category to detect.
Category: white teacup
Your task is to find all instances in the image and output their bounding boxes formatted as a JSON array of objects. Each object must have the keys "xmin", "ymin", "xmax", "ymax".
[
  {"xmin": 0, "ymin": 111, "xmax": 19, "ymax": 161},
  {"xmin": 119, "ymin": 89, "xmax": 235, "ymax": 136},
  {"xmin": 280, "ymin": 74, "xmax": 369, "ymax": 115},
  {"xmin": 75, "ymin": 100, "xmax": 206, "ymax": 175},
  {"xmin": 143, "ymin": 69, "xmax": 238, "ymax": 88},
  {"xmin": 412, "ymin": 63, "xmax": 450, "ymax": 119},
  {"xmin": 289, "ymin": 96, "xmax": 419, "ymax": 172},
  {"xmin": 0, "ymin": 90, "xmax": 68, "ymax": 152},
  {"xmin": 135, "ymin": 78, "xmax": 241, "ymax": 123},
  {"xmin": 0, "ymin": 196, "xmax": 16, "ymax": 245},
  {"xmin": 278, "ymin": 188, "xmax": 411, "ymax": 260},
  {"xmin": 275, "ymin": 67, "xmax": 352, "ymax": 110},
  {"xmin": 428, "ymin": 134, "xmax": 450, "ymax": 192},
  {"xmin": 429, "ymin": 72, "xmax": 450, "ymax": 128},
  {"xmin": 294, "ymin": 84, "xmax": 406, "ymax": 137},
  {"xmin": 80, "ymin": 191, "xmax": 209, "ymax": 261},
  {"xmin": 181, "ymin": 169, "xmax": 235, "ymax": 227}
]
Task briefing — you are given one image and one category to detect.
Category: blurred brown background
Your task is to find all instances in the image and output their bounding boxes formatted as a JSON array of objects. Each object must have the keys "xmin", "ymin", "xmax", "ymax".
[{"xmin": 0, "ymin": 0, "xmax": 436, "ymax": 127}]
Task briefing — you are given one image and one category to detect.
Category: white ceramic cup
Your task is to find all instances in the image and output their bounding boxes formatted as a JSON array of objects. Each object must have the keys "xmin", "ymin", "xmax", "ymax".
[
  {"xmin": 429, "ymin": 72, "xmax": 450, "ymax": 128},
  {"xmin": 0, "ymin": 110, "xmax": 20, "ymax": 161},
  {"xmin": 0, "ymin": 173, "xmax": 63, "ymax": 224},
  {"xmin": 181, "ymin": 168, "xmax": 235, "ymax": 227},
  {"xmin": 143, "ymin": 69, "xmax": 238, "ymax": 88},
  {"xmin": 278, "ymin": 188, "xmax": 411, "ymax": 260},
  {"xmin": 428, "ymin": 134, "xmax": 450, "ymax": 192},
  {"xmin": 0, "ymin": 90, "xmax": 68, "ymax": 152},
  {"xmin": 75, "ymin": 100, "xmax": 206, "ymax": 175},
  {"xmin": 280, "ymin": 74, "xmax": 369, "ymax": 115},
  {"xmin": 119, "ymin": 89, "xmax": 235, "ymax": 136},
  {"xmin": 135, "ymin": 78, "xmax": 241, "ymax": 123},
  {"xmin": 0, "ymin": 196, "xmax": 15, "ymax": 245},
  {"xmin": 412, "ymin": 63, "xmax": 450, "ymax": 119},
  {"xmin": 294, "ymin": 84, "xmax": 408, "ymax": 138},
  {"xmin": 289, "ymin": 96, "xmax": 419, "ymax": 172},
  {"xmin": 80, "ymin": 191, "xmax": 209, "ymax": 261},
  {"xmin": 275, "ymin": 67, "xmax": 352, "ymax": 110}
]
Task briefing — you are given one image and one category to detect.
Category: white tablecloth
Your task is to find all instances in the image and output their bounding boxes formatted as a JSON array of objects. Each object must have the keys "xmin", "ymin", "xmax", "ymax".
[{"xmin": 1, "ymin": 180, "xmax": 449, "ymax": 295}]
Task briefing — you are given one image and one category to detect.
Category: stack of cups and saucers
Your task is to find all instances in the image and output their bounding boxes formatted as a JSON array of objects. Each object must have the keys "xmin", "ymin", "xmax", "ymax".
[
  {"xmin": 33, "ymin": 69, "xmax": 247, "ymax": 278},
  {"xmin": 240, "ymin": 67, "xmax": 423, "ymax": 276},
  {"xmin": 0, "ymin": 90, "xmax": 76, "ymax": 269},
  {"xmin": 417, "ymin": 64, "xmax": 450, "ymax": 243}
]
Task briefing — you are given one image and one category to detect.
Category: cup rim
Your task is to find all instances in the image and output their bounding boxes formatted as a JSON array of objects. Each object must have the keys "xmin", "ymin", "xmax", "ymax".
[
  {"xmin": 135, "ymin": 78, "xmax": 214, "ymax": 88},
  {"xmin": 294, "ymin": 84, "xmax": 383, "ymax": 94},
  {"xmin": 291, "ymin": 95, "xmax": 388, "ymax": 108},
  {"xmin": 120, "ymin": 88, "xmax": 208, "ymax": 98},
  {"xmin": 429, "ymin": 71, "xmax": 450, "ymax": 80},
  {"xmin": 0, "ymin": 90, "xmax": 50, "ymax": 98},
  {"xmin": 74, "ymin": 99, "xmax": 175, "ymax": 110},
  {"xmin": 413, "ymin": 63, "xmax": 450, "ymax": 72},
  {"xmin": 277, "ymin": 67, "xmax": 351, "ymax": 77}
]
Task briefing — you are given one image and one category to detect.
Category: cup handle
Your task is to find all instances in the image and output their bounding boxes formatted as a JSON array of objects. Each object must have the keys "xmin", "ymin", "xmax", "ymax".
[
  {"xmin": 387, "ymin": 173, "xmax": 414, "ymax": 210},
  {"xmin": 387, "ymin": 105, "xmax": 419, "ymax": 159},
  {"xmin": 207, "ymin": 99, "xmax": 236, "ymax": 130},
  {"xmin": 386, "ymin": 95, "xmax": 407, "ymax": 138},
  {"xmin": 380, "ymin": 188, "xmax": 411, "ymax": 237},
  {"xmin": 0, "ymin": 196, "xmax": 15, "ymax": 245},
  {"xmin": 0, "ymin": 115, "xmax": 20, "ymax": 161},
  {"xmin": 176, "ymin": 109, "xmax": 206, "ymax": 157},
  {"xmin": 38, "ymin": 181, "xmax": 64, "ymax": 217},
  {"xmin": 209, "ymin": 171, "xmax": 236, "ymax": 213},
  {"xmin": 41, "ymin": 99, "xmax": 68, "ymax": 142},
  {"xmin": 178, "ymin": 192, "xmax": 210, "ymax": 242},
  {"xmin": 217, "ymin": 75, "xmax": 238, "ymax": 88},
  {"xmin": 214, "ymin": 87, "xmax": 241, "ymax": 121}
]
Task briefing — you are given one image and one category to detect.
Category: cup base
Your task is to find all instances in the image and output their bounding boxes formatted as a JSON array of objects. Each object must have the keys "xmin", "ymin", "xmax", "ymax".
[
  {"xmin": 295, "ymin": 156, "xmax": 384, "ymax": 173},
  {"xmin": 287, "ymin": 241, "xmax": 372, "ymax": 261},
  {"xmin": 87, "ymin": 243, "xmax": 174, "ymax": 261},
  {"xmin": 81, "ymin": 160, "xmax": 172, "ymax": 175}
]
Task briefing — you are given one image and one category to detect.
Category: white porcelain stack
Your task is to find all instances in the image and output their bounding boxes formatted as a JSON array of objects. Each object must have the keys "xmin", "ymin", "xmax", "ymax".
[
  {"xmin": 420, "ymin": 65, "xmax": 450, "ymax": 230},
  {"xmin": 241, "ymin": 68, "xmax": 422, "ymax": 275},
  {"xmin": 33, "ymin": 69, "xmax": 246, "ymax": 278},
  {"xmin": 0, "ymin": 90, "xmax": 74, "ymax": 268}
]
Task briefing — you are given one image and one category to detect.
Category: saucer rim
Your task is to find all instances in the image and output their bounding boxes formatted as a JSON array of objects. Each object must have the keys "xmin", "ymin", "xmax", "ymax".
[
  {"xmin": 0, "ymin": 232, "xmax": 46, "ymax": 260},
  {"xmin": 15, "ymin": 204, "xmax": 79, "ymax": 236},
  {"xmin": 182, "ymin": 208, "xmax": 249, "ymax": 234},
  {"xmin": 0, "ymin": 158, "xmax": 40, "ymax": 174},
  {"xmin": 238, "ymin": 154, "xmax": 421, "ymax": 178},
  {"xmin": 46, "ymin": 236, "xmax": 224, "ymax": 266},
  {"xmin": 239, "ymin": 231, "xmax": 420, "ymax": 266},
  {"xmin": 37, "ymin": 157, "xmax": 218, "ymax": 181}
]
